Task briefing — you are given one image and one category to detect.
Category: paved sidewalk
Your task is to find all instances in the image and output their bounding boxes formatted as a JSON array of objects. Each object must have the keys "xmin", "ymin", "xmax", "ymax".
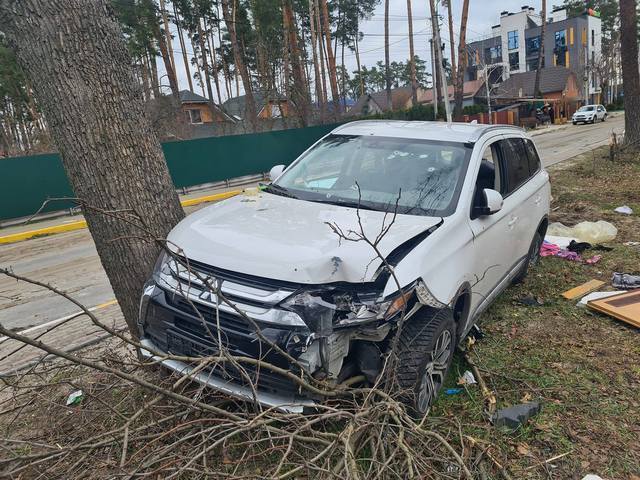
[{"xmin": 0, "ymin": 179, "xmax": 261, "ymax": 243}]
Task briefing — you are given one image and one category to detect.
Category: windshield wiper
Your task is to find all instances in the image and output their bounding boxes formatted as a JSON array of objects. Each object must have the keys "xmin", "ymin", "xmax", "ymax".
[
  {"xmin": 314, "ymin": 198, "xmax": 379, "ymax": 211},
  {"xmin": 261, "ymin": 183, "xmax": 299, "ymax": 199}
]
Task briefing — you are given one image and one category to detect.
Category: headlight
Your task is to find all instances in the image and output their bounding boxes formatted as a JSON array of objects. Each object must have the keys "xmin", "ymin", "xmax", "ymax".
[{"xmin": 281, "ymin": 285, "xmax": 414, "ymax": 331}]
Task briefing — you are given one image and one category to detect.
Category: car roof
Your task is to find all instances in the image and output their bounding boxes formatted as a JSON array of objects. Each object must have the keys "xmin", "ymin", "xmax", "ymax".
[{"xmin": 331, "ymin": 120, "xmax": 525, "ymax": 143}]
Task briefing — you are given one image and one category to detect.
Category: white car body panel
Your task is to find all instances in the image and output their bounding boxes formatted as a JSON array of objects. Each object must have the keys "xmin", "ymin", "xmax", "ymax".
[{"xmin": 167, "ymin": 192, "xmax": 442, "ymax": 285}]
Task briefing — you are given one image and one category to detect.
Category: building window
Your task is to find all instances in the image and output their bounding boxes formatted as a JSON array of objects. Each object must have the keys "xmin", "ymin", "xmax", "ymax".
[
  {"xmin": 509, "ymin": 52, "xmax": 520, "ymax": 71},
  {"xmin": 508, "ymin": 30, "xmax": 519, "ymax": 50},
  {"xmin": 555, "ymin": 30, "xmax": 567, "ymax": 49},
  {"xmin": 468, "ymin": 49, "xmax": 477, "ymax": 66},
  {"xmin": 271, "ymin": 104, "xmax": 282, "ymax": 118},
  {"xmin": 591, "ymin": 29, "xmax": 595, "ymax": 46},
  {"xmin": 527, "ymin": 58, "xmax": 538, "ymax": 72},
  {"xmin": 526, "ymin": 36, "xmax": 540, "ymax": 56},
  {"xmin": 187, "ymin": 109, "xmax": 202, "ymax": 124},
  {"xmin": 485, "ymin": 45, "xmax": 502, "ymax": 64}
]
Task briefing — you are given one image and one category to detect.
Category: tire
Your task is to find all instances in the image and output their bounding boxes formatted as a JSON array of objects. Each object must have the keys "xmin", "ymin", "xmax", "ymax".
[
  {"xmin": 512, "ymin": 230, "xmax": 543, "ymax": 284},
  {"xmin": 394, "ymin": 308, "xmax": 456, "ymax": 416},
  {"xmin": 602, "ymin": 114, "xmax": 607, "ymax": 122},
  {"xmin": 573, "ymin": 121, "xmax": 577, "ymax": 125}
]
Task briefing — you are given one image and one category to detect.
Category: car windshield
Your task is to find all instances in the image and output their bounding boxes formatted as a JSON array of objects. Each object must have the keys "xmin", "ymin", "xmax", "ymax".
[
  {"xmin": 272, "ymin": 135, "xmax": 471, "ymax": 216},
  {"xmin": 578, "ymin": 106, "xmax": 595, "ymax": 112}
]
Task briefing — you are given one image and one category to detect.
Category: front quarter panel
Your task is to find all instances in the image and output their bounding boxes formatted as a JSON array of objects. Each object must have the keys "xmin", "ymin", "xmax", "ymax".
[{"xmin": 383, "ymin": 215, "xmax": 475, "ymax": 306}]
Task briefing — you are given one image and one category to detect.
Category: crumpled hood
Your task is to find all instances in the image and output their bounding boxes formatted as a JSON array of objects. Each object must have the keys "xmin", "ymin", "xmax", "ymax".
[{"xmin": 168, "ymin": 191, "xmax": 442, "ymax": 284}]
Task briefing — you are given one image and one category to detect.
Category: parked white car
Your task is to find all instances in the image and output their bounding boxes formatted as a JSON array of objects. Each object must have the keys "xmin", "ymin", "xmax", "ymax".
[
  {"xmin": 572, "ymin": 104, "xmax": 607, "ymax": 124},
  {"xmin": 138, "ymin": 121, "xmax": 550, "ymax": 414}
]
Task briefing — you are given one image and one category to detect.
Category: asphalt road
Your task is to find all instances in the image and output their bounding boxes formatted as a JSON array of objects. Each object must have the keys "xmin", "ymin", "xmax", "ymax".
[
  {"xmin": 533, "ymin": 112, "xmax": 624, "ymax": 167},
  {"xmin": 0, "ymin": 114, "xmax": 626, "ymax": 333}
]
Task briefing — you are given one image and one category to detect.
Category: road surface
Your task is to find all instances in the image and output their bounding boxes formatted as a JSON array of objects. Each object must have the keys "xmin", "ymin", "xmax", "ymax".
[{"xmin": 0, "ymin": 114, "xmax": 626, "ymax": 367}]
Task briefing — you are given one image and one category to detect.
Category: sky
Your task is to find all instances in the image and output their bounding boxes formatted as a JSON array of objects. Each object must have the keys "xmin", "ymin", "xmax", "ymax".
[{"xmin": 160, "ymin": 0, "xmax": 541, "ymax": 101}]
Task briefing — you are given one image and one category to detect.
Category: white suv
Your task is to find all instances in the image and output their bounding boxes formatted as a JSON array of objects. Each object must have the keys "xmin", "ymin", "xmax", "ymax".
[
  {"xmin": 572, "ymin": 104, "xmax": 607, "ymax": 124},
  {"xmin": 138, "ymin": 121, "xmax": 550, "ymax": 414}
]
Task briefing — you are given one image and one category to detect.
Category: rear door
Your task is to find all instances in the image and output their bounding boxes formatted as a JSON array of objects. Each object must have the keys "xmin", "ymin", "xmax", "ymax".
[{"xmin": 500, "ymin": 136, "xmax": 547, "ymax": 263}]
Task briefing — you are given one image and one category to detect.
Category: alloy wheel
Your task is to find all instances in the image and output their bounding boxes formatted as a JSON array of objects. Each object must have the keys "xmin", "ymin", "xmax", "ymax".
[{"xmin": 416, "ymin": 329, "xmax": 452, "ymax": 413}]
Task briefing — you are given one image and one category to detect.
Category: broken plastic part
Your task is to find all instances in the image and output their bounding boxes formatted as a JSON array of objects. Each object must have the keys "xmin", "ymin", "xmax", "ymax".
[{"xmin": 416, "ymin": 280, "xmax": 447, "ymax": 308}]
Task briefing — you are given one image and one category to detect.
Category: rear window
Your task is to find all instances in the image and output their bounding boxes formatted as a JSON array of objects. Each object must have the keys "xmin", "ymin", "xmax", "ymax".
[
  {"xmin": 501, "ymin": 138, "xmax": 530, "ymax": 194},
  {"xmin": 524, "ymin": 139, "xmax": 541, "ymax": 175}
]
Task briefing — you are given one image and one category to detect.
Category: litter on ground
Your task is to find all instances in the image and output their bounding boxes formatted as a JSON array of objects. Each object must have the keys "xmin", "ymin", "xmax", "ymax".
[
  {"xmin": 614, "ymin": 205, "xmax": 633, "ymax": 215},
  {"xmin": 611, "ymin": 272, "xmax": 640, "ymax": 290},
  {"xmin": 66, "ymin": 390, "xmax": 84, "ymax": 406},
  {"xmin": 547, "ymin": 221, "xmax": 617, "ymax": 244},
  {"xmin": 561, "ymin": 280, "xmax": 606, "ymax": 300},
  {"xmin": 458, "ymin": 370, "xmax": 477, "ymax": 386},
  {"xmin": 491, "ymin": 401, "xmax": 541, "ymax": 430},
  {"xmin": 587, "ymin": 290, "xmax": 640, "ymax": 328},
  {"xmin": 577, "ymin": 291, "xmax": 626, "ymax": 307}
]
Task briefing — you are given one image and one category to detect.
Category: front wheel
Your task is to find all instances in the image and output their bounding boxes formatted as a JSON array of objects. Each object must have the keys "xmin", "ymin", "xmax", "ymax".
[
  {"xmin": 393, "ymin": 308, "xmax": 456, "ymax": 416},
  {"xmin": 573, "ymin": 121, "xmax": 577, "ymax": 125},
  {"xmin": 602, "ymin": 114, "xmax": 607, "ymax": 122}
]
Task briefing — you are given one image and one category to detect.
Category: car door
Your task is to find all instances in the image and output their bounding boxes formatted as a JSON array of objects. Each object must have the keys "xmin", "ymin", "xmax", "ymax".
[{"xmin": 467, "ymin": 137, "xmax": 519, "ymax": 318}]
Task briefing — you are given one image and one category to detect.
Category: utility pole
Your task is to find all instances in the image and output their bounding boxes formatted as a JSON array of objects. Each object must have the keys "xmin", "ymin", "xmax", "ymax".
[
  {"xmin": 429, "ymin": 0, "xmax": 452, "ymax": 122},
  {"xmin": 429, "ymin": 39, "xmax": 438, "ymax": 119}
]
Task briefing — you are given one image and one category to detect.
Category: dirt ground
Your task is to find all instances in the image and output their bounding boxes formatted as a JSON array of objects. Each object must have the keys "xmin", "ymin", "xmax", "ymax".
[{"xmin": 1, "ymin": 146, "xmax": 639, "ymax": 479}]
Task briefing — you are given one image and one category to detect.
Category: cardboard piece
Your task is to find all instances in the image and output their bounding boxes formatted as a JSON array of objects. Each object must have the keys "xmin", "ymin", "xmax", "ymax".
[
  {"xmin": 587, "ymin": 290, "xmax": 640, "ymax": 328},
  {"xmin": 561, "ymin": 279, "xmax": 606, "ymax": 300}
]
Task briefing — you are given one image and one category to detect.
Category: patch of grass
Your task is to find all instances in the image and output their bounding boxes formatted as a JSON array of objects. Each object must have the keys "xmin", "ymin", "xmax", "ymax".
[{"xmin": 431, "ymin": 147, "xmax": 640, "ymax": 478}]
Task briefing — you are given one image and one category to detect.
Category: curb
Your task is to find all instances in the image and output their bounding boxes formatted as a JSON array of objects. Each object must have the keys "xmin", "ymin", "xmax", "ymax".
[{"xmin": 0, "ymin": 189, "xmax": 242, "ymax": 245}]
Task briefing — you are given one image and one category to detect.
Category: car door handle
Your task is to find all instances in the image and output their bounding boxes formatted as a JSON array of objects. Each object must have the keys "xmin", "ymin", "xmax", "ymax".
[{"xmin": 508, "ymin": 217, "xmax": 518, "ymax": 228}]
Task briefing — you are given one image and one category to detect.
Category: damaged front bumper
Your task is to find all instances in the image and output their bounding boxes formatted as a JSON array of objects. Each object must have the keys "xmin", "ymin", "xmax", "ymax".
[
  {"xmin": 138, "ymin": 338, "xmax": 317, "ymax": 413},
  {"xmin": 138, "ymin": 256, "xmax": 428, "ymax": 412}
]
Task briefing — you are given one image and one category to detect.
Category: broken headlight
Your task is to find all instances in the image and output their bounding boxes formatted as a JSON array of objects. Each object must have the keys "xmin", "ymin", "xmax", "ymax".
[{"xmin": 281, "ymin": 284, "xmax": 414, "ymax": 331}]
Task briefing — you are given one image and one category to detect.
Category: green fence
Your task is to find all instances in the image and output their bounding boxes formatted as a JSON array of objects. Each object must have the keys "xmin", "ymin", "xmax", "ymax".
[{"xmin": 0, "ymin": 123, "xmax": 339, "ymax": 221}]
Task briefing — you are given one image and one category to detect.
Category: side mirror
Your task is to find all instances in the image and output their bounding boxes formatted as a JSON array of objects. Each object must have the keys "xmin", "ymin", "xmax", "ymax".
[
  {"xmin": 269, "ymin": 164, "xmax": 285, "ymax": 182},
  {"xmin": 474, "ymin": 188, "xmax": 503, "ymax": 217}
]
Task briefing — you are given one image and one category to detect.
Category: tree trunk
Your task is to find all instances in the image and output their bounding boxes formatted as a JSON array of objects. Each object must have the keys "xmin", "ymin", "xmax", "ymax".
[
  {"xmin": 174, "ymin": 5, "xmax": 194, "ymax": 93},
  {"xmin": 308, "ymin": 0, "xmax": 324, "ymax": 120},
  {"xmin": 315, "ymin": 0, "xmax": 328, "ymax": 108},
  {"xmin": 149, "ymin": 51, "xmax": 161, "ymax": 98},
  {"xmin": 159, "ymin": 0, "xmax": 177, "ymax": 91},
  {"xmin": 453, "ymin": 0, "xmax": 469, "ymax": 118},
  {"xmin": 197, "ymin": 19, "xmax": 215, "ymax": 102},
  {"xmin": 151, "ymin": 0, "xmax": 179, "ymax": 98},
  {"xmin": 221, "ymin": 0, "xmax": 258, "ymax": 130},
  {"xmin": 0, "ymin": 0, "xmax": 185, "ymax": 337},
  {"xmin": 282, "ymin": 0, "xmax": 310, "ymax": 126},
  {"xmin": 384, "ymin": 0, "xmax": 392, "ymax": 111},
  {"xmin": 620, "ymin": 0, "xmax": 640, "ymax": 147},
  {"xmin": 205, "ymin": 18, "xmax": 223, "ymax": 105},
  {"xmin": 533, "ymin": 0, "xmax": 546, "ymax": 99},
  {"xmin": 319, "ymin": 0, "xmax": 341, "ymax": 116},
  {"xmin": 355, "ymin": 31, "xmax": 364, "ymax": 96},
  {"xmin": 406, "ymin": 0, "xmax": 418, "ymax": 106}
]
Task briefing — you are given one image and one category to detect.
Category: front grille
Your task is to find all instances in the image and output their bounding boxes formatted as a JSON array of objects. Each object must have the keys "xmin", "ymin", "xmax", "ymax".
[
  {"xmin": 166, "ymin": 293, "xmax": 253, "ymax": 335},
  {"xmin": 164, "ymin": 327, "xmax": 300, "ymax": 396},
  {"xmin": 179, "ymin": 256, "xmax": 301, "ymax": 292}
]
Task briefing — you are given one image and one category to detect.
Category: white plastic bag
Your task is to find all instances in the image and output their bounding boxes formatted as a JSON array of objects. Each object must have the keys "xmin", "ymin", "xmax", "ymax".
[{"xmin": 547, "ymin": 221, "xmax": 617, "ymax": 244}]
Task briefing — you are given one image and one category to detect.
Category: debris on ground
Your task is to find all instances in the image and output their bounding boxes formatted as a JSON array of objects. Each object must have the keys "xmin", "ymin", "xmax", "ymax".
[
  {"xmin": 65, "ymin": 389, "xmax": 84, "ymax": 406},
  {"xmin": 541, "ymin": 241, "xmax": 581, "ymax": 261},
  {"xmin": 584, "ymin": 254, "xmax": 602, "ymax": 265},
  {"xmin": 562, "ymin": 279, "xmax": 606, "ymax": 300},
  {"xmin": 611, "ymin": 272, "xmax": 640, "ymax": 290},
  {"xmin": 547, "ymin": 221, "xmax": 617, "ymax": 244},
  {"xmin": 576, "ymin": 291, "xmax": 626, "ymax": 307},
  {"xmin": 544, "ymin": 234, "xmax": 576, "ymax": 248},
  {"xmin": 581, "ymin": 475, "xmax": 604, "ymax": 480},
  {"xmin": 567, "ymin": 240, "xmax": 592, "ymax": 254},
  {"xmin": 518, "ymin": 296, "xmax": 544, "ymax": 307},
  {"xmin": 458, "ymin": 370, "xmax": 477, "ymax": 386},
  {"xmin": 444, "ymin": 388, "xmax": 463, "ymax": 395},
  {"xmin": 491, "ymin": 401, "xmax": 541, "ymax": 430},
  {"xmin": 614, "ymin": 205, "xmax": 633, "ymax": 215},
  {"xmin": 623, "ymin": 241, "xmax": 640, "ymax": 247},
  {"xmin": 587, "ymin": 290, "xmax": 640, "ymax": 328}
]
